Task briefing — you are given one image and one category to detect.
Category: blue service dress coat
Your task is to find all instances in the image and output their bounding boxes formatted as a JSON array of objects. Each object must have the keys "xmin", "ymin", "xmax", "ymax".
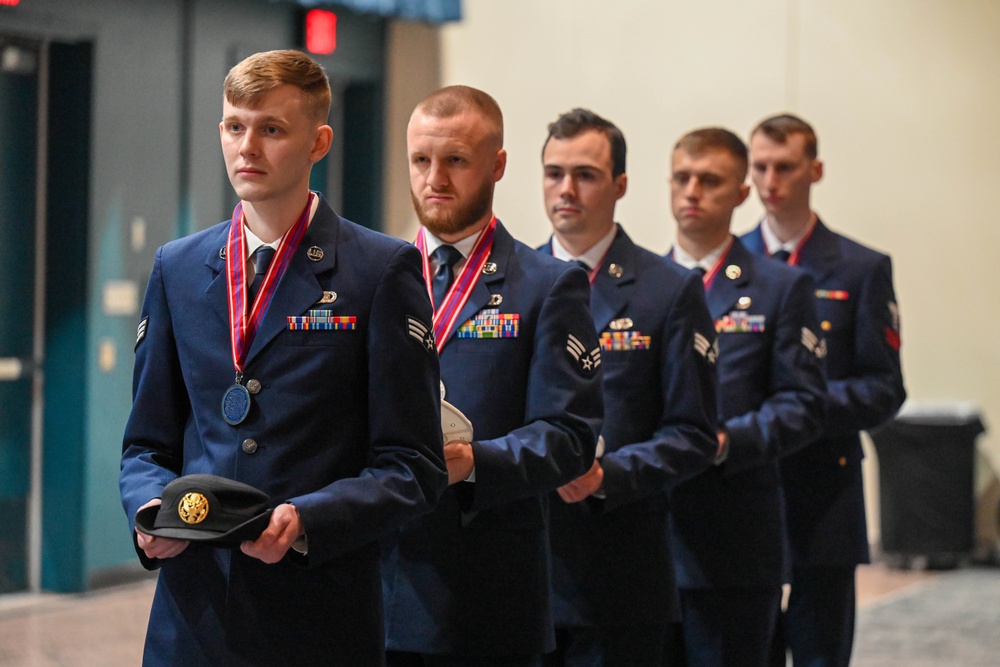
[
  {"xmin": 669, "ymin": 237, "xmax": 827, "ymax": 590},
  {"xmin": 381, "ymin": 220, "xmax": 603, "ymax": 657},
  {"xmin": 540, "ymin": 226, "xmax": 718, "ymax": 630},
  {"xmin": 119, "ymin": 196, "xmax": 448, "ymax": 667},
  {"xmin": 741, "ymin": 220, "xmax": 905, "ymax": 567}
]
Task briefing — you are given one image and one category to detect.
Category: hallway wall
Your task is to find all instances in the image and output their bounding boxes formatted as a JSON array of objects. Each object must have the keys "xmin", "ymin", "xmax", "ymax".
[{"xmin": 425, "ymin": 0, "xmax": 1000, "ymax": 476}]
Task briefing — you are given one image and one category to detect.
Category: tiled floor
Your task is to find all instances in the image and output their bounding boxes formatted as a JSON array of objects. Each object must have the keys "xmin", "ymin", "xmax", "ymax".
[
  {"xmin": 0, "ymin": 564, "xmax": 967, "ymax": 665},
  {"xmin": 0, "ymin": 579, "xmax": 152, "ymax": 666}
]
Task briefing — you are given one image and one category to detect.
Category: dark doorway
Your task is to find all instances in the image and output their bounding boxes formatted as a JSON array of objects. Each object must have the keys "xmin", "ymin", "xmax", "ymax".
[{"xmin": 0, "ymin": 35, "xmax": 91, "ymax": 594}]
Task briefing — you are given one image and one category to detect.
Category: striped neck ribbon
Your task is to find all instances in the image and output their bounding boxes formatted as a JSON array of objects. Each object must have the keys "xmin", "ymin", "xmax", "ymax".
[
  {"xmin": 225, "ymin": 193, "xmax": 315, "ymax": 376},
  {"xmin": 416, "ymin": 217, "xmax": 497, "ymax": 354}
]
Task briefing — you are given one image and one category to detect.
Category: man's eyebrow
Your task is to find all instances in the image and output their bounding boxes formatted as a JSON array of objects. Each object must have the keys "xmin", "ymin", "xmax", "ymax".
[
  {"xmin": 543, "ymin": 162, "xmax": 602, "ymax": 171},
  {"xmin": 222, "ymin": 113, "xmax": 287, "ymax": 124}
]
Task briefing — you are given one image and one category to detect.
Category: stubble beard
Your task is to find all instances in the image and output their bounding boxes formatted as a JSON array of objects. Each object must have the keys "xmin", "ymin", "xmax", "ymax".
[{"xmin": 411, "ymin": 179, "xmax": 494, "ymax": 239}]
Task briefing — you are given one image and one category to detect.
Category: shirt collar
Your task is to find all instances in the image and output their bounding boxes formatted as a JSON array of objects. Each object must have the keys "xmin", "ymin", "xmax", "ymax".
[
  {"xmin": 672, "ymin": 236, "xmax": 732, "ymax": 272},
  {"xmin": 550, "ymin": 224, "xmax": 618, "ymax": 270},
  {"xmin": 423, "ymin": 226, "xmax": 481, "ymax": 261},
  {"xmin": 761, "ymin": 214, "xmax": 816, "ymax": 255}
]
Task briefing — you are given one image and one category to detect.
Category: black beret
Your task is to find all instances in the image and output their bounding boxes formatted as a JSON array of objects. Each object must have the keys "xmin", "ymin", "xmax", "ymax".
[{"xmin": 135, "ymin": 474, "xmax": 272, "ymax": 547}]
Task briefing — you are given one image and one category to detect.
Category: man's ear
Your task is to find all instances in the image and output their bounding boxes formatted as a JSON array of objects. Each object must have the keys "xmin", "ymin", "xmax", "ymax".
[
  {"xmin": 737, "ymin": 182, "xmax": 751, "ymax": 205},
  {"xmin": 493, "ymin": 148, "xmax": 507, "ymax": 182},
  {"xmin": 811, "ymin": 159, "xmax": 824, "ymax": 184},
  {"xmin": 614, "ymin": 173, "xmax": 628, "ymax": 201},
  {"xmin": 311, "ymin": 125, "xmax": 333, "ymax": 164}
]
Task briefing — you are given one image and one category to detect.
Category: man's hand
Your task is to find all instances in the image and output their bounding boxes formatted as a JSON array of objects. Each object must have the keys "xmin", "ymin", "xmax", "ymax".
[
  {"xmin": 241, "ymin": 503, "xmax": 304, "ymax": 564},
  {"xmin": 135, "ymin": 498, "xmax": 189, "ymax": 560},
  {"xmin": 557, "ymin": 459, "xmax": 604, "ymax": 504},
  {"xmin": 443, "ymin": 440, "xmax": 475, "ymax": 485}
]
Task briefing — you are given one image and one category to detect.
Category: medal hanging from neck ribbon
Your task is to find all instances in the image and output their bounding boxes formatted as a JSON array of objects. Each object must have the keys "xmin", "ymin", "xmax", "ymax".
[
  {"xmin": 221, "ymin": 193, "xmax": 315, "ymax": 425},
  {"xmin": 415, "ymin": 218, "xmax": 497, "ymax": 355}
]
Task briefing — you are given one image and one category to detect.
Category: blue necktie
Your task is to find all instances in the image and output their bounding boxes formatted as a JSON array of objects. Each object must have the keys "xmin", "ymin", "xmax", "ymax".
[
  {"xmin": 248, "ymin": 246, "xmax": 276, "ymax": 305},
  {"xmin": 432, "ymin": 245, "xmax": 463, "ymax": 309}
]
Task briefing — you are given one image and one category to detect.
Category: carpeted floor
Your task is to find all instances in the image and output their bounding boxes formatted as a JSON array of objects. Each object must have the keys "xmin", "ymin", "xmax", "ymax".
[{"xmin": 853, "ymin": 566, "xmax": 1000, "ymax": 666}]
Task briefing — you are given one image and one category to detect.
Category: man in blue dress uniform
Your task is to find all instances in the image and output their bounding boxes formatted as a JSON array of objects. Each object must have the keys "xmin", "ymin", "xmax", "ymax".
[
  {"xmin": 535, "ymin": 108, "xmax": 718, "ymax": 666},
  {"xmin": 665, "ymin": 128, "xmax": 827, "ymax": 667},
  {"xmin": 742, "ymin": 114, "xmax": 906, "ymax": 667},
  {"xmin": 119, "ymin": 50, "xmax": 447, "ymax": 666},
  {"xmin": 381, "ymin": 87, "xmax": 603, "ymax": 666}
]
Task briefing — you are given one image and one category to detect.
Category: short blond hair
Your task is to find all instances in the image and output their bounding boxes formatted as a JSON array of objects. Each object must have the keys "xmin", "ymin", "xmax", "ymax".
[
  {"xmin": 414, "ymin": 85, "xmax": 503, "ymax": 148},
  {"xmin": 224, "ymin": 50, "xmax": 331, "ymax": 123}
]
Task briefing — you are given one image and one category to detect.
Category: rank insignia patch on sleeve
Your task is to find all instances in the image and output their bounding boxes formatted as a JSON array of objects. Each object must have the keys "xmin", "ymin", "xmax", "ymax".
[
  {"xmin": 801, "ymin": 327, "xmax": 827, "ymax": 359},
  {"xmin": 693, "ymin": 331, "xmax": 718, "ymax": 364},
  {"xmin": 407, "ymin": 315, "xmax": 435, "ymax": 351},
  {"xmin": 567, "ymin": 333, "xmax": 601, "ymax": 373},
  {"xmin": 135, "ymin": 316, "xmax": 148, "ymax": 350}
]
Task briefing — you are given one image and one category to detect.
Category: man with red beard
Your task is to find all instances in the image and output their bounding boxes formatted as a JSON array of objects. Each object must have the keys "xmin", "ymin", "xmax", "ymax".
[{"xmin": 381, "ymin": 86, "xmax": 604, "ymax": 666}]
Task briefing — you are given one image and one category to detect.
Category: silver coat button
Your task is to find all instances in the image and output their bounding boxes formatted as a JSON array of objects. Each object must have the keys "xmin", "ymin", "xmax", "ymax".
[{"xmin": 241, "ymin": 438, "xmax": 258, "ymax": 454}]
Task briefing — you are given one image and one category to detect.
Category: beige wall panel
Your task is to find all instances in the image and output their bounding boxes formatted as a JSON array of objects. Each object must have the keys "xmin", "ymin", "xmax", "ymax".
[
  {"xmin": 429, "ymin": 1, "xmax": 999, "ymax": 471},
  {"xmin": 795, "ymin": 1, "xmax": 1000, "ymax": 468},
  {"xmin": 384, "ymin": 21, "xmax": 443, "ymax": 241},
  {"xmin": 440, "ymin": 0, "xmax": 787, "ymax": 251}
]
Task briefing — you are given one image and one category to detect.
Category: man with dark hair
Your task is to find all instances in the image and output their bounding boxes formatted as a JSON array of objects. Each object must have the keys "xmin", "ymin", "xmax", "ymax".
[
  {"xmin": 665, "ymin": 127, "xmax": 827, "ymax": 667},
  {"xmin": 119, "ymin": 50, "xmax": 447, "ymax": 665},
  {"xmin": 537, "ymin": 108, "xmax": 718, "ymax": 666},
  {"xmin": 382, "ymin": 87, "xmax": 603, "ymax": 666},
  {"xmin": 743, "ymin": 113, "xmax": 906, "ymax": 667}
]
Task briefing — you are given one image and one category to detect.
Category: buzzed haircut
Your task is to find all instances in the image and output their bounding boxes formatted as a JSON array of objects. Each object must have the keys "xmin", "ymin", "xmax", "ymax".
[
  {"xmin": 414, "ymin": 85, "xmax": 504, "ymax": 148},
  {"xmin": 224, "ymin": 50, "xmax": 332, "ymax": 124},
  {"xmin": 751, "ymin": 113, "xmax": 818, "ymax": 159},
  {"xmin": 674, "ymin": 127, "xmax": 748, "ymax": 181},
  {"xmin": 544, "ymin": 108, "xmax": 627, "ymax": 178}
]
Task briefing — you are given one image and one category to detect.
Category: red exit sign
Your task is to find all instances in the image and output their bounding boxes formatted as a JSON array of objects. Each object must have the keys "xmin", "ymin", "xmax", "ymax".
[{"xmin": 305, "ymin": 9, "xmax": 337, "ymax": 55}]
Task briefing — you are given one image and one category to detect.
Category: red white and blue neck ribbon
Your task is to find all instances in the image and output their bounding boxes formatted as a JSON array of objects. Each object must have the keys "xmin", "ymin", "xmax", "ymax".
[
  {"xmin": 415, "ymin": 218, "xmax": 497, "ymax": 354},
  {"xmin": 225, "ymin": 193, "xmax": 315, "ymax": 374}
]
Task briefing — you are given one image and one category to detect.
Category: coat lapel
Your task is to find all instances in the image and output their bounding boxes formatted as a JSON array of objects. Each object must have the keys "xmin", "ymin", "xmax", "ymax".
[
  {"xmin": 796, "ymin": 218, "xmax": 841, "ymax": 274},
  {"xmin": 245, "ymin": 200, "xmax": 340, "ymax": 364},
  {"xmin": 706, "ymin": 238, "xmax": 752, "ymax": 318},
  {"xmin": 204, "ymin": 225, "xmax": 235, "ymax": 329},
  {"xmin": 440, "ymin": 221, "xmax": 512, "ymax": 349},
  {"xmin": 590, "ymin": 226, "xmax": 635, "ymax": 332}
]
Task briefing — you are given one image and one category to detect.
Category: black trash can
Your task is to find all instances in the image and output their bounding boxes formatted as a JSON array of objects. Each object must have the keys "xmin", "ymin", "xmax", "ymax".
[{"xmin": 870, "ymin": 403, "xmax": 986, "ymax": 569}]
